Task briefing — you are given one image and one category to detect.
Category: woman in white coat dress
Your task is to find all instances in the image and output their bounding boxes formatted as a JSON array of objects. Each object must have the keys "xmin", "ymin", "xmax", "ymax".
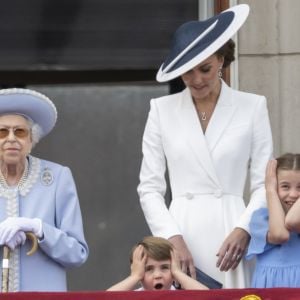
[
  {"xmin": 137, "ymin": 4, "xmax": 273, "ymax": 288},
  {"xmin": 0, "ymin": 88, "xmax": 88, "ymax": 291}
]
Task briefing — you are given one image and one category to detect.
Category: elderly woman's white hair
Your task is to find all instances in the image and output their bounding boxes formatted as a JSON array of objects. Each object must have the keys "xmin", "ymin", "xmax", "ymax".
[{"xmin": 26, "ymin": 117, "xmax": 44, "ymax": 147}]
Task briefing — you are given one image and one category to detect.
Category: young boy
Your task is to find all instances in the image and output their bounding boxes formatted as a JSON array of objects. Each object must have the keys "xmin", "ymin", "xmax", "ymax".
[{"xmin": 107, "ymin": 236, "xmax": 208, "ymax": 291}]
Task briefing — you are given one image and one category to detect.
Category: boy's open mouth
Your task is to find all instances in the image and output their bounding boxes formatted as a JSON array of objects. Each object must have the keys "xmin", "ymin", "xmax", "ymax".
[{"xmin": 154, "ymin": 283, "xmax": 163, "ymax": 290}]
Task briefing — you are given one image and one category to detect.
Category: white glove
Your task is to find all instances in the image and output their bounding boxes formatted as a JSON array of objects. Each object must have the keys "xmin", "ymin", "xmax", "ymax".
[
  {"xmin": 0, "ymin": 217, "xmax": 43, "ymax": 245},
  {"xmin": 5, "ymin": 231, "xmax": 26, "ymax": 250}
]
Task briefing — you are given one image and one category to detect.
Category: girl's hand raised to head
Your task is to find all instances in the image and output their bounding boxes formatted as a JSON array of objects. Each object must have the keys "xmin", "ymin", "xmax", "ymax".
[{"xmin": 265, "ymin": 159, "xmax": 278, "ymax": 193}]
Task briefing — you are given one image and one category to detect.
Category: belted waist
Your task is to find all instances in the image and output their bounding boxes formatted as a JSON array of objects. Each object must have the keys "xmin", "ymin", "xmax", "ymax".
[{"xmin": 174, "ymin": 190, "xmax": 242, "ymax": 199}]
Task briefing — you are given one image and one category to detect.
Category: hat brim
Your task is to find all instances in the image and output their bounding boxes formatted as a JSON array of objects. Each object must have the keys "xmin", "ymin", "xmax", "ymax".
[
  {"xmin": 156, "ymin": 4, "xmax": 249, "ymax": 82},
  {"xmin": 0, "ymin": 89, "xmax": 57, "ymax": 137}
]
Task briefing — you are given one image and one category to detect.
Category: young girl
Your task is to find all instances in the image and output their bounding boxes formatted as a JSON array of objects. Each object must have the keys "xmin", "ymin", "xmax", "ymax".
[{"xmin": 246, "ymin": 153, "xmax": 300, "ymax": 287}]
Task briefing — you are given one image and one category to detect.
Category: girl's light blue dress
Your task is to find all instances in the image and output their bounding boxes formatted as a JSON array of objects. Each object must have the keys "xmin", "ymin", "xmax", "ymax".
[{"xmin": 246, "ymin": 207, "xmax": 300, "ymax": 287}]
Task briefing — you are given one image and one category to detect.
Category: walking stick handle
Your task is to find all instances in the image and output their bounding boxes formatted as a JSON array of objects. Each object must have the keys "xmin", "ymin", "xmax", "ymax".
[
  {"xmin": 25, "ymin": 232, "xmax": 38, "ymax": 256},
  {"xmin": 1, "ymin": 232, "xmax": 38, "ymax": 292}
]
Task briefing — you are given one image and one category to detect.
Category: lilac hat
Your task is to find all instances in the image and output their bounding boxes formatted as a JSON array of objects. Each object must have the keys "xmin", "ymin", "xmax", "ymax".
[
  {"xmin": 156, "ymin": 4, "xmax": 249, "ymax": 82},
  {"xmin": 0, "ymin": 88, "xmax": 57, "ymax": 137}
]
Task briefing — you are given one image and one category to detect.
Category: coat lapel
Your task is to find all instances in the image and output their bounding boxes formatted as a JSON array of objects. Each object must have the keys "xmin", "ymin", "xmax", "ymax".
[
  {"xmin": 178, "ymin": 88, "xmax": 220, "ymax": 185},
  {"xmin": 205, "ymin": 81, "xmax": 237, "ymax": 152}
]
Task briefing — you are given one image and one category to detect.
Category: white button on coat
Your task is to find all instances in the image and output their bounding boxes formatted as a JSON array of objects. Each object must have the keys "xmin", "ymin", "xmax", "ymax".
[
  {"xmin": 214, "ymin": 189, "xmax": 223, "ymax": 198},
  {"xmin": 185, "ymin": 192, "xmax": 194, "ymax": 200}
]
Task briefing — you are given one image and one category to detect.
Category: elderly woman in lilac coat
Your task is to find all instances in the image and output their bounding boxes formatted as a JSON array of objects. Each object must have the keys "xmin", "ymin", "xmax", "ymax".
[{"xmin": 0, "ymin": 88, "xmax": 88, "ymax": 291}]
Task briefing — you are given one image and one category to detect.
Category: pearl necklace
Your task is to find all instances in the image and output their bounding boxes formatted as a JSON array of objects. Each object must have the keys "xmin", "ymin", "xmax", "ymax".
[{"xmin": 0, "ymin": 159, "xmax": 29, "ymax": 189}]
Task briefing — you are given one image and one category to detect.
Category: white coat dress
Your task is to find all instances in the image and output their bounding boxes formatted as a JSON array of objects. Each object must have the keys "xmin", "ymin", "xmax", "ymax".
[{"xmin": 137, "ymin": 80, "xmax": 273, "ymax": 288}]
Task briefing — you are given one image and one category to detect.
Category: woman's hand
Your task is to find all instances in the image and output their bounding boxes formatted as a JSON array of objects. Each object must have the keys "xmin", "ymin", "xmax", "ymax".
[
  {"xmin": 170, "ymin": 248, "xmax": 209, "ymax": 290},
  {"xmin": 168, "ymin": 235, "xmax": 196, "ymax": 278},
  {"xmin": 5, "ymin": 231, "xmax": 26, "ymax": 250},
  {"xmin": 0, "ymin": 217, "xmax": 42, "ymax": 245},
  {"xmin": 216, "ymin": 228, "xmax": 250, "ymax": 271}
]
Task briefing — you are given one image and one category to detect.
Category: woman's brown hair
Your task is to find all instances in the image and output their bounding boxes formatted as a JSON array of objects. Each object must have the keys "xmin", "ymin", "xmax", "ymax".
[{"xmin": 215, "ymin": 38, "xmax": 235, "ymax": 68}]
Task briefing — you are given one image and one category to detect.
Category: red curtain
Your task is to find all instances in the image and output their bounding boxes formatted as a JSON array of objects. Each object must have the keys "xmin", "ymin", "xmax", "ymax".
[{"xmin": 0, "ymin": 289, "xmax": 300, "ymax": 300}]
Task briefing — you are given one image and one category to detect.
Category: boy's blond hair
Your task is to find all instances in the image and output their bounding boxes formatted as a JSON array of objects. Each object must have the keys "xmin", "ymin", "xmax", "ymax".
[{"xmin": 130, "ymin": 236, "xmax": 173, "ymax": 263}]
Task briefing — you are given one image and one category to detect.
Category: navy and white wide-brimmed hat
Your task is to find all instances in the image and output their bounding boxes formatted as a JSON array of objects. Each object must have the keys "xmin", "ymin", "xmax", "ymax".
[
  {"xmin": 0, "ymin": 88, "xmax": 57, "ymax": 138},
  {"xmin": 156, "ymin": 4, "xmax": 250, "ymax": 82}
]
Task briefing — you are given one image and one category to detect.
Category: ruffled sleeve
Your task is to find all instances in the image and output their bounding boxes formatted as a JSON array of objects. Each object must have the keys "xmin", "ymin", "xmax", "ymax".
[{"xmin": 246, "ymin": 208, "xmax": 274, "ymax": 260}]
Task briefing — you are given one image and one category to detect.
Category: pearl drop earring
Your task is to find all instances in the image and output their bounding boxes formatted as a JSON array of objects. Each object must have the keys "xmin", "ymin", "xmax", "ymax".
[{"xmin": 218, "ymin": 67, "xmax": 223, "ymax": 79}]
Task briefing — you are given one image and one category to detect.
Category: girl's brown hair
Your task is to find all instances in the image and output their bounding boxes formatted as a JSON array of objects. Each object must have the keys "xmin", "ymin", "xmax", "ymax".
[{"xmin": 276, "ymin": 153, "xmax": 300, "ymax": 171}]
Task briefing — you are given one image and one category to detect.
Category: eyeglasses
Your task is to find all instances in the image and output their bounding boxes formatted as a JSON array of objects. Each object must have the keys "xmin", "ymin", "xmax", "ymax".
[{"xmin": 0, "ymin": 127, "xmax": 30, "ymax": 139}]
